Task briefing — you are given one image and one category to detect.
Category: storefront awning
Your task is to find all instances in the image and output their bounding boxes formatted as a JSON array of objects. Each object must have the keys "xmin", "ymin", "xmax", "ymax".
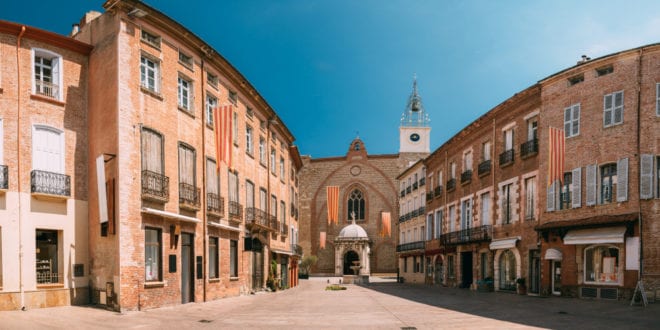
[
  {"xmin": 544, "ymin": 248, "xmax": 563, "ymax": 261},
  {"xmin": 563, "ymin": 226, "xmax": 626, "ymax": 245},
  {"xmin": 489, "ymin": 236, "xmax": 520, "ymax": 250},
  {"xmin": 271, "ymin": 248, "xmax": 294, "ymax": 256},
  {"xmin": 141, "ymin": 207, "xmax": 201, "ymax": 223}
]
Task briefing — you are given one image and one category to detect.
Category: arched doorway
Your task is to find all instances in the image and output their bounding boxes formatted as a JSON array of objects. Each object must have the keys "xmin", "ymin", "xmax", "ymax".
[
  {"xmin": 251, "ymin": 238, "xmax": 264, "ymax": 290},
  {"xmin": 343, "ymin": 250, "xmax": 360, "ymax": 275},
  {"xmin": 499, "ymin": 249, "xmax": 516, "ymax": 291}
]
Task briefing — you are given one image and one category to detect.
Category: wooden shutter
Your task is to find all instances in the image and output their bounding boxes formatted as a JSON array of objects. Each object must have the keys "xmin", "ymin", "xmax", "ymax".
[
  {"xmin": 142, "ymin": 129, "xmax": 162, "ymax": 174},
  {"xmin": 640, "ymin": 154, "xmax": 655, "ymax": 199},
  {"xmin": 586, "ymin": 164, "xmax": 597, "ymax": 206},
  {"xmin": 603, "ymin": 94, "xmax": 613, "ymax": 126},
  {"xmin": 572, "ymin": 104, "xmax": 580, "ymax": 136},
  {"xmin": 572, "ymin": 167, "xmax": 582, "ymax": 208},
  {"xmin": 614, "ymin": 91, "xmax": 623, "ymax": 124},
  {"xmin": 617, "ymin": 157, "xmax": 628, "ymax": 202},
  {"xmin": 178, "ymin": 145, "xmax": 194, "ymax": 185},
  {"xmin": 546, "ymin": 181, "xmax": 555, "ymax": 212},
  {"xmin": 246, "ymin": 181, "xmax": 254, "ymax": 208},
  {"xmin": 206, "ymin": 159, "xmax": 218, "ymax": 194},
  {"xmin": 34, "ymin": 126, "xmax": 63, "ymax": 173}
]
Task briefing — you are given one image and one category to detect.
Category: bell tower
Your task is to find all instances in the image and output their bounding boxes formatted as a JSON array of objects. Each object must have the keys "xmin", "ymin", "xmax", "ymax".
[{"xmin": 399, "ymin": 75, "xmax": 431, "ymax": 154}]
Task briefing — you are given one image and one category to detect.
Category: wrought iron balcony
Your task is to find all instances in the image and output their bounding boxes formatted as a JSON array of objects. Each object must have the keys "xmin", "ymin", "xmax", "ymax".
[
  {"xmin": 426, "ymin": 192, "xmax": 434, "ymax": 202},
  {"xmin": 440, "ymin": 225, "xmax": 492, "ymax": 245},
  {"xmin": 179, "ymin": 183, "xmax": 200, "ymax": 210},
  {"xmin": 292, "ymin": 244, "xmax": 303, "ymax": 256},
  {"xmin": 399, "ymin": 215, "xmax": 405, "ymax": 222},
  {"xmin": 228, "ymin": 201, "xmax": 243, "ymax": 222},
  {"xmin": 446, "ymin": 178, "xmax": 456, "ymax": 192},
  {"xmin": 142, "ymin": 170, "xmax": 169, "ymax": 203},
  {"xmin": 478, "ymin": 159, "xmax": 492, "ymax": 176},
  {"xmin": 207, "ymin": 193, "xmax": 224, "ymax": 216},
  {"xmin": 35, "ymin": 80, "xmax": 59, "ymax": 99},
  {"xmin": 411, "ymin": 209, "xmax": 419, "ymax": 217},
  {"xmin": 460, "ymin": 170, "xmax": 472, "ymax": 184},
  {"xmin": 396, "ymin": 241, "xmax": 425, "ymax": 252},
  {"xmin": 31, "ymin": 170, "xmax": 70, "ymax": 197},
  {"xmin": 406, "ymin": 186, "xmax": 412, "ymax": 194},
  {"xmin": 245, "ymin": 207, "xmax": 270, "ymax": 229},
  {"xmin": 400, "ymin": 190, "xmax": 405, "ymax": 198},
  {"xmin": 434, "ymin": 186, "xmax": 443, "ymax": 197},
  {"xmin": 0, "ymin": 165, "xmax": 7, "ymax": 190},
  {"xmin": 418, "ymin": 206, "xmax": 425, "ymax": 216},
  {"xmin": 419, "ymin": 177, "xmax": 426, "ymax": 186},
  {"xmin": 499, "ymin": 149, "xmax": 515, "ymax": 167},
  {"xmin": 520, "ymin": 138, "xmax": 539, "ymax": 159},
  {"xmin": 281, "ymin": 223, "xmax": 289, "ymax": 236},
  {"xmin": 404, "ymin": 213, "xmax": 411, "ymax": 221},
  {"xmin": 412, "ymin": 182, "xmax": 418, "ymax": 190}
]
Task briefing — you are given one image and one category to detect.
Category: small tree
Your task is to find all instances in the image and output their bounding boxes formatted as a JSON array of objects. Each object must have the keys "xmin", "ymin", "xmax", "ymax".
[{"xmin": 300, "ymin": 255, "xmax": 318, "ymax": 275}]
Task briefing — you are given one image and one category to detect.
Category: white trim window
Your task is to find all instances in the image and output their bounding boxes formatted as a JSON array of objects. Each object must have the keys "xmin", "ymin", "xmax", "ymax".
[
  {"xmin": 434, "ymin": 210, "xmax": 442, "ymax": 238},
  {"xmin": 525, "ymin": 177, "xmax": 536, "ymax": 220},
  {"xmin": 270, "ymin": 148, "xmax": 276, "ymax": 174},
  {"xmin": 32, "ymin": 48, "xmax": 62, "ymax": 100},
  {"xmin": 460, "ymin": 198, "xmax": 472, "ymax": 231},
  {"xmin": 480, "ymin": 192, "xmax": 490, "ymax": 226},
  {"xmin": 140, "ymin": 55, "xmax": 160, "ymax": 93},
  {"xmin": 206, "ymin": 95, "xmax": 217, "ymax": 127},
  {"xmin": 32, "ymin": 125, "xmax": 65, "ymax": 174},
  {"xmin": 259, "ymin": 137, "xmax": 266, "ymax": 165},
  {"xmin": 426, "ymin": 214, "xmax": 433, "ymax": 240},
  {"xmin": 232, "ymin": 112, "xmax": 238, "ymax": 145},
  {"xmin": 448, "ymin": 205, "xmax": 456, "ymax": 232},
  {"xmin": 564, "ymin": 103, "xmax": 580, "ymax": 138},
  {"xmin": 246, "ymin": 126, "xmax": 253, "ymax": 155},
  {"xmin": 482, "ymin": 141, "xmax": 491, "ymax": 161},
  {"xmin": 584, "ymin": 245, "xmax": 621, "ymax": 285},
  {"xmin": 503, "ymin": 128, "xmax": 514, "ymax": 151},
  {"xmin": 280, "ymin": 157, "xmax": 285, "ymax": 179},
  {"xmin": 177, "ymin": 76, "xmax": 192, "ymax": 112},
  {"xmin": 603, "ymin": 91, "xmax": 624, "ymax": 127}
]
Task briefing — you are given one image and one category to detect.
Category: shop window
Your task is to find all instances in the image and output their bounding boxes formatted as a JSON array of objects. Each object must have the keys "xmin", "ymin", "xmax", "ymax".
[
  {"xmin": 499, "ymin": 250, "xmax": 516, "ymax": 291},
  {"xmin": 584, "ymin": 245, "xmax": 620, "ymax": 284},
  {"xmin": 145, "ymin": 227, "xmax": 161, "ymax": 281},
  {"xmin": 36, "ymin": 230, "xmax": 61, "ymax": 284}
]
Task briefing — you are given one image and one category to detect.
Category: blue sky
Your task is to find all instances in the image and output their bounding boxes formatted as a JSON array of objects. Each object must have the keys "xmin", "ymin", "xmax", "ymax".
[{"xmin": 4, "ymin": 1, "xmax": 660, "ymax": 158}]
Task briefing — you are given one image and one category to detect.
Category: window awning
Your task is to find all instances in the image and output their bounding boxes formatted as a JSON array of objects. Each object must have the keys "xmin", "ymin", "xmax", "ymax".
[
  {"xmin": 271, "ymin": 248, "xmax": 293, "ymax": 256},
  {"xmin": 544, "ymin": 248, "xmax": 563, "ymax": 261},
  {"xmin": 141, "ymin": 207, "xmax": 200, "ymax": 223},
  {"xmin": 489, "ymin": 236, "xmax": 520, "ymax": 250},
  {"xmin": 208, "ymin": 220, "xmax": 241, "ymax": 232},
  {"xmin": 563, "ymin": 226, "xmax": 626, "ymax": 245}
]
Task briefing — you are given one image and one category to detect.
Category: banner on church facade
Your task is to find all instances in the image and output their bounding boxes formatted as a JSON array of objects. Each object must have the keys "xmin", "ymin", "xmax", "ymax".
[
  {"xmin": 380, "ymin": 212, "xmax": 391, "ymax": 237},
  {"xmin": 326, "ymin": 186, "xmax": 339, "ymax": 225}
]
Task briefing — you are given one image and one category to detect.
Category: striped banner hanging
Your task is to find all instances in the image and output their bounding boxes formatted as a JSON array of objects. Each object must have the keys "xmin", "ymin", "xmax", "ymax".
[
  {"xmin": 326, "ymin": 186, "xmax": 339, "ymax": 225},
  {"xmin": 547, "ymin": 127, "xmax": 565, "ymax": 186},
  {"xmin": 213, "ymin": 104, "xmax": 233, "ymax": 170},
  {"xmin": 380, "ymin": 212, "xmax": 391, "ymax": 237},
  {"xmin": 320, "ymin": 231, "xmax": 326, "ymax": 249}
]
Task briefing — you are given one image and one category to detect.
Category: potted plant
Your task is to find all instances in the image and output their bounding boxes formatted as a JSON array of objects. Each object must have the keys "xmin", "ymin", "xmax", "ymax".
[
  {"xmin": 299, "ymin": 255, "xmax": 318, "ymax": 279},
  {"xmin": 267, "ymin": 260, "xmax": 279, "ymax": 291},
  {"xmin": 477, "ymin": 277, "xmax": 494, "ymax": 292},
  {"xmin": 516, "ymin": 277, "xmax": 527, "ymax": 295}
]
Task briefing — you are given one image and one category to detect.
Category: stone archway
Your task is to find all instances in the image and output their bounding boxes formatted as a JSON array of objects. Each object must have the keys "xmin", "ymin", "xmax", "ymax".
[{"xmin": 343, "ymin": 250, "xmax": 360, "ymax": 275}]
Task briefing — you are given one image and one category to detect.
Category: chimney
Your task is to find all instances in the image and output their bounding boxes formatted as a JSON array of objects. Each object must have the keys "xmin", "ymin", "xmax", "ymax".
[
  {"xmin": 71, "ymin": 24, "xmax": 80, "ymax": 36},
  {"xmin": 577, "ymin": 54, "xmax": 591, "ymax": 65}
]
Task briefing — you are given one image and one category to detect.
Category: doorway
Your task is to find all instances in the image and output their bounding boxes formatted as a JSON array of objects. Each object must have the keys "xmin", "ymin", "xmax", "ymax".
[
  {"xmin": 252, "ymin": 238, "xmax": 264, "ymax": 290},
  {"xmin": 551, "ymin": 260, "xmax": 562, "ymax": 295},
  {"xmin": 343, "ymin": 250, "xmax": 360, "ymax": 275},
  {"xmin": 181, "ymin": 233, "xmax": 194, "ymax": 303},
  {"xmin": 460, "ymin": 251, "xmax": 473, "ymax": 288},
  {"xmin": 434, "ymin": 257, "xmax": 444, "ymax": 285},
  {"xmin": 529, "ymin": 250, "xmax": 541, "ymax": 294}
]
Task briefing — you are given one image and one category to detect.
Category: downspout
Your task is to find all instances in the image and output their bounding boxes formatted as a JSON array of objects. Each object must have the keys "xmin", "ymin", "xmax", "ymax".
[
  {"xmin": 16, "ymin": 25, "xmax": 26, "ymax": 311},
  {"xmin": 200, "ymin": 59, "xmax": 207, "ymax": 302},
  {"xmin": 635, "ymin": 49, "xmax": 643, "ymax": 282}
]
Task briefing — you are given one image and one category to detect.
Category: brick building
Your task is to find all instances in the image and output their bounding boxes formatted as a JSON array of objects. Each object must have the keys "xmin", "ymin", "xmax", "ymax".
[{"xmin": 396, "ymin": 159, "xmax": 428, "ymax": 284}]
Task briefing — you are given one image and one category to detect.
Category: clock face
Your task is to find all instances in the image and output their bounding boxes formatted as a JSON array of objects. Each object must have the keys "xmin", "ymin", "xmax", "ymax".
[{"xmin": 409, "ymin": 133, "xmax": 420, "ymax": 142}]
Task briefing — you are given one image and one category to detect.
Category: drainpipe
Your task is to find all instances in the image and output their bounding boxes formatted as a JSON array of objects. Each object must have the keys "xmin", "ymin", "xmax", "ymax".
[
  {"xmin": 200, "ymin": 59, "xmax": 207, "ymax": 302},
  {"xmin": 635, "ymin": 49, "xmax": 643, "ymax": 282},
  {"xmin": 16, "ymin": 25, "xmax": 26, "ymax": 311}
]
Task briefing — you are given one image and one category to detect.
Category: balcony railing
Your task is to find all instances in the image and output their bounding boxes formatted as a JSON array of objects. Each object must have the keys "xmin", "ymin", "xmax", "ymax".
[
  {"xmin": 446, "ymin": 178, "xmax": 456, "ymax": 192},
  {"xmin": 396, "ymin": 241, "xmax": 425, "ymax": 252},
  {"xmin": 434, "ymin": 186, "xmax": 443, "ymax": 197},
  {"xmin": 292, "ymin": 244, "xmax": 303, "ymax": 256},
  {"xmin": 406, "ymin": 186, "xmax": 412, "ymax": 194},
  {"xmin": 400, "ymin": 190, "xmax": 405, "ymax": 198},
  {"xmin": 412, "ymin": 182, "xmax": 418, "ymax": 190},
  {"xmin": 179, "ymin": 183, "xmax": 200, "ymax": 210},
  {"xmin": 426, "ymin": 192, "xmax": 434, "ymax": 202},
  {"xmin": 269, "ymin": 215, "xmax": 279, "ymax": 232},
  {"xmin": 31, "ymin": 170, "xmax": 70, "ymax": 197},
  {"xmin": 228, "ymin": 201, "xmax": 243, "ymax": 221},
  {"xmin": 207, "ymin": 193, "xmax": 224, "ymax": 216},
  {"xmin": 440, "ymin": 225, "xmax": 492, "ymax": 245},
  {"xmin": 499, "ymin": 149, "xmax": 515, "ymax": 167},
  {"xmin": 460, "ymin": 170, "xmax": 472, "ymax": 184},
  {"xmin": 404, "ymin": 213, "xmax": 411, "ymax": 221},
  {"xmin": 35, "ymin": 80, "xmax": 59, "ymax": 99},
  {"xmin": 246, "ymin": 207, "xmax": 270, "ymax": 229},
  {"xmin": 418, "ymin": 206, "xmax": 425, "ymax": 215},
  {"xmin": 478, "ymin": 159, "xmax": 492, "ymax": 176},
  {"xmin": 411, "ymin": 209, "xmax": 419, "ymax": 218},
  {"xmin": 142, "ymin": 170, "xmax": 169, "ymax": 202},
  {"xmin": 419, "ymin": 177, "xmax": 426, "ymax": 186},
  {"xmin": 0, "ymin": 165, "xmax": 7, "ymax": 190},
  {"xmin": 399, "ymin": 215, "xmax": 405, "ymax": 222},
  {"xmin": 281, "ymin": 223, "xmax": 289, "ymax": 236},
  {"xmin": 520, "ymin": 139, "xmax": 539, "ymax": 159}
]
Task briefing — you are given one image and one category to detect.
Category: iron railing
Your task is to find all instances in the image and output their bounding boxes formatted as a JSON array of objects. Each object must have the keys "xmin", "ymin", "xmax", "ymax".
[
  {"xmin": 281, "ymin": 223, "xmax": 289, "ymax": 236},
  {"xmin": 400, "ymin": 190, "xmax": 405, "ymax": 198},
  {"xmin": 269, "ymin": 215, "xmax": 279, "ymax": 231},
  {"xmin": 418, "ymin": 206, "xmax": 425, "ymax": 216},
  {"xmin": 31, "ymin": 170, "xmax": 70, "ymax": 197},
  {"xmin": 35, "ymin": 80, "xmax": 59, "ymax": 99},
  {"xmin": 419, "ymin": 177, "xmax": 426, "ymax": 186},
  {"xmin": 399, "ymin": 215, "xmax": 405, "ymax": 222},
  {"xmin": 179, "ymin": 183, "xmax": 200, "ymax": 209},
  {"xmin": 446, "ymin": 178, "xmax": 456, "ymax": 191},
  {"xmin": 141, "ymin": 170, "xmax": 169, "ymax": 202},
  {"xmin": 478, "ymin": 159, "xmax": 492, "ymax": 176},
  {"xmin": 412, "ymin": 182, "xmax": 418, "ymax": 190},
  {"xmin": 460, "ymin": 170, "xmax": 472, "ymax": 184},
  {"xmin": 396, "ymin": 241, "xmax": 425, "ymax": 252},
  {"xmin": 434, "ymin": 186, "xmax": 443, "ymax": 197},
  {"xmin": 292, "ymin": 244, "xmax": 303, "ymax": 256},
  {"xmin": 426, "ymin": 192, "xmax": 434, "ymax": 202},
  {"xmin": 440, "ymin": 225, "xmax": 492, "ymax": 245},
  {"xmin": 36, "ymin": 272, "xmax": 61, "ymax": 285},
  {"xmin": 0, "ymin": 165, "xmax": 7, "ymax": 190},
  {"xmin": 411, "ymin": 209, "xmax": 419, "ymax": 218},
  {"xmin": 406, "ymin": 186, "xmax": 412, "ymax": 194},
  {"xmin": 520, "ymin": 139, "xmax": 539, "ymax": 158},
  {"xmin": 207, "ymin": 193, "xmax": 224, "ymax": 216},
  {"xmin": 499, "ymin": 149, "xmax": 515, "ymax": 166},
  {"xmin": 228, "ymin": 201, "xmax": 243, "ymax": 221},
  {"xmin": 245, "ymin": 207, "xmax": 270, "ymax": 229}
]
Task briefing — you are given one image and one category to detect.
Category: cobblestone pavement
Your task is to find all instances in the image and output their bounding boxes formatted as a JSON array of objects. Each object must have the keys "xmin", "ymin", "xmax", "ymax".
[{"xmin": 1, "ymin": 277, "xmax": 658, "ymax": 329}]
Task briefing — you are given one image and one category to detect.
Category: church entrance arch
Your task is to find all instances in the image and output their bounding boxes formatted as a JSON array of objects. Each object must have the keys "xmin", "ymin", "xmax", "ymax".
[{"xmin": 343, "ymin": 250, "xmax": 360, "ymax": 275}]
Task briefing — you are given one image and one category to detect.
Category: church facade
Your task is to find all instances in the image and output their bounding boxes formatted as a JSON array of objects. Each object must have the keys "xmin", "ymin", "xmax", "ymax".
[{"xmin": 299, "ymin": 81, "xmax": 429, "ymax": 275}]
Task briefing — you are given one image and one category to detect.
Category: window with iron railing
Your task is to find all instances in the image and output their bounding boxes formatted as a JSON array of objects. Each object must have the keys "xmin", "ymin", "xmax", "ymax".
[
  {"xmin": 33, "ymin": 49, "xmax": 62, "ymax": 100},
  {"xmin": 499, "ymin": 149, "xmax": 514, "ymax": 166},
  {"xmin": 460, "ymin": 170, "xmax": 472, "ymax": 184},
  {"xmin": 446, "ymin": 178, "xmax": 456, "ymax": 191},
  {"xmin": 478, "ymin": 159, "xmax": 491, "ymax": 176},
  {"xmin": 520, "ymin": 139, "xmax": 538, "ymax": 158}
]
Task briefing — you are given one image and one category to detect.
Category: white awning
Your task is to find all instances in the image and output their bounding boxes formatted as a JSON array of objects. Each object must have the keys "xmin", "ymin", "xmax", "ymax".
[
  {"xmin": 271, "ymin": 248, "xmax": 293, "ymax": 256},
  {"xmin": 544, "ymin": 248, "xmax": 563, "ymax": 261},
  {"xmin": 141, "ymin": 207, "xmax": 201, "ymax": 223},
  {"xmin": 208, "ymin": 221, "xmax": 241, "ymax": 232},
  {"xmin": 563, "ymin": 226, "xmax": 626, "ymax": 245},
  {"xmin": 489, "ymin": 236, "xmax": 521, "ymax": 250}
]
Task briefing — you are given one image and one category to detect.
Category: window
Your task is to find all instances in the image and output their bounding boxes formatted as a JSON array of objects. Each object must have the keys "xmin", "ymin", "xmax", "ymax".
[
  {"xmin": 560, "ymin": 172, "xmax": 572, "ymax": 210},
  {"xmin": 525, "ymin": 177, "xmax": 535, "ymax": 220},
  {"xmin": 481, "ymin": 192, "xmax": 490, "ymax": 226},
  {"xmin": 601, "ymin": 164, "xmax": 617, "ymax": 204},
  {"xmin": 259, "ymin": 188, "xmax": 267, "ymax": 211},
  {"xmin": 270, "ymin": 149, "xmax": 276, "ymax": 174},
  {"xmin": 426, "ymin": 214, "xmax": 433, "ymax": 240},
  {"xmin": 447, "ymin": 255, "xmax": 455, "ymax": 278},
  {"xmin": 435, "ymin": 210, "xmax": 443, "ymax": 238},
  {"xmin": 259, "ymin": 119, "xmax": 266, "ymax": 131},
  {"xmin": 403, "ymin": 257, "xmax": 408, "ymax": 273},
  {"xmin": 228, "ymin": 171, "xmax": 239, "ymax": 204},
  {"xmin": 206, "ymin": 95, "xmax": 217, "ymax": 127},
  {"xmin": 245, "ymin": 180, "xmax": 255, "ymax": 209},
  {"xmin": 177, "ymin": 76, "xmax": 192, "ymax": 112},
  {"xmin": 448, "ymin": 205, "xmax": 456, "ymax": 232},
  {"xmin": 145, "ymin": 227, "xmax": 161, "ymax": 281},
  {"xmin": 347, "ymin": 189, "xmax": 365, "ymax": 220},
  {"xmin": 502, "ymin": 183, "xmax": 513, "ymax": 224},
  {"xmin": 178, "ymin": 143, "xmax": 195, "ymax": 186},
  {"xmin": 280, "ymin": 201, "xmax": 286, "ymax": 226},
  {"xmin": 450, "ymin": 162, "xmax": 456, "ymax": 179},
  {"xmin": 463, "ymin": 151, "xmax": 472, "ymax": 171},
  {"xmin": 140, "ymin": 55, "xmax": 160, "ymax": 93},
  {"xmin": 596, "ymin": 65, "xmax": 613, "ymax": 76},
  {"xmin": 229, "ymin": 91, "xmax": 237, "ymax": 105},
  {"xmin": 232, "ymin": 112, "xmax": 238, "ymax": 145},
  {"xmin": 33, "ymin": 49, "xmax": 61, "ymax": 100},
  {"xmin": 504, "ymin": 128, "xmax": 514, "ymax": 151},
  {"xmin": 178, "ymin": 51, "xmax": 193, "ymax": 69},
  {"xmin": 140, "ymin": 30, "xmax": 161, "ymax": 48},
  {"xmin": 280, "ymin": 157, "xmax": 285, "ymax": 179},
  {"xmin": 527, "ymin": 119, "xmax": 538, "ymax": 141},
  {"xmin": 564, "ymin": 104, "xmax": 580, "ymax": 138},
  {"xmin": 480, "ymin": 252, "xmax": 488, "ymax": 280},
  {"xmin": 206, "ymin": 72, "xmax": 218, "ymax": 88},
  {"xmin": 259, "ymin": 137, "xmax": 266, "ymax": 165},
  {"xmin": 568, "ymin": 74, "xmax": 584, "ymax": 86},
  {"xmin": 603, "ymin": 91, "xmax": 624, "ymax": 127},
  {"xmin": 460, "ymin": 199, "xmax": 471, "ymax": 231},
  {"xmin": 245, "ymin": 126, "xmax": 253, "ymax": 155},
  {"xmin": 271, "ymin": 195, "xmax": 277, "ymax": 218},
  {"xmin": 499, "ymin": 250, "xmax": 516, "ymax": 291},
  {"xmin": 33, "ymin": 125, "xmax": 64, "ymax": 174},
  {"xmin": 246, "ymin": 107, "xmax": 254, "ymax": 118},
  {"xmin": 230, "ymin": 240, "xmax": 238, "ymax": 277},
  {"xmin": 482, "ymin": 141, "xmax": 491, "ymax": 161},
  {"xmin": 209, "ymin": 237, "xmax": 219, "ymax": 279},
  {"xmin": 584, "ymin": 245, "xmax": 620, "ymax": 284},
  {"xmin": 36, "ymin": 230, "xmax": 60, "ymax": 284}
]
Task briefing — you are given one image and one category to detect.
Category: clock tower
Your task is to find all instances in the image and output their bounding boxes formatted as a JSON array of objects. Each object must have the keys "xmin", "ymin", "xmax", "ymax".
[{"xmin": 399, "ymin": 76, "xmax": 431, "ymax": 154}]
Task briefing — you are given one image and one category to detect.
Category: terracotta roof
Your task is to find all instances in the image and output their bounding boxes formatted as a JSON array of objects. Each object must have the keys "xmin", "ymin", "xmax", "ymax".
[{"xmin": 535, "ymin": 212, "xmax": 638, "ymax": 231}]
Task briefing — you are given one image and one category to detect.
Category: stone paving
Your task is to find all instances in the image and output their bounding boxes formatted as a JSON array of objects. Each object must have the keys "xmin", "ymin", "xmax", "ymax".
[{"xmin": 1, "ymin": 277, "xmax": 658, "ymax": 329}]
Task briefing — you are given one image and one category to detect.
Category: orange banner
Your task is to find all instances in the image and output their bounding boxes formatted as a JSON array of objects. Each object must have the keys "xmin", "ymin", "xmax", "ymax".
[
  {"xmin": 326, "ymin": 186, "xmax": 339, "ymax": 225},
  {"xmin": 213, "ymin": 105, "xmax": 233, "ymax": 170},
  {"xmin": 547, "ymin": 127, "xmax": 565, "ymax": 186},
  {"xmin": 320, "ymin": 231, "xmax": 326, "ymax": 249},
  {"xmin": 380, "ymin": 212, "xmax": 391, "ymax": 237}
]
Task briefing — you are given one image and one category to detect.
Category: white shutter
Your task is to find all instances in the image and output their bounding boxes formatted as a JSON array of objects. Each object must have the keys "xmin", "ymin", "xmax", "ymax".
[
  {"xmin": 546, "ymin": 181, "xmax": 555, "ymax": 212},
  {"xmin": 617, "ymin": 158, "xmax": 628, "ymax": 202},
  {"xmin": 614, "ymin": 91, "xmax": 624, "ymax": 124},
  {"xmin": 206, "ymin": 159, "xmax": 218, "ymax": 194},
  {"xmin": 640, "ymin": 154, "xmax": 654, "ymax": 199},
  {"xmin": 33, "ymin": 126, "xmax": 63, "ymax": 173},
  {"xmin": 603, "ymin": 94, "xmax": 613, "ymax": 127},
  {"xmin": 572, "ymin": 167, "xmax": 582, "ymax": 208},
  {"xmin": 51, "ymin": 56, "xmax": 60, "ymax": 100},
  {"xmin": 586, "ymin": 164, "xmax": 597, "ymax": 206}
]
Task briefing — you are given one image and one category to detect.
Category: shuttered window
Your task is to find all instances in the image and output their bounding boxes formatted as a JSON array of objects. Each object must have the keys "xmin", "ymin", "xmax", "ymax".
[
  {"xmin": 228, "ymin": 171, "xmax": 238, "ymax": 203},
  {"xmin": 206, "ymin": 158, "xmax": 218, "ymax": 194},
  {"xmin": 600, "ymin": 163, "xmax": 617, "ymax": 204},
  {"xmin": 480, "ymin": 193, "xmax": 490, "ymax": 225},
  {"xmin": 259, "ymin": 188, "xmax": 267, "ymax": 211},
  {"xmin": 546, "ymin": 181, "xmax": 555, "ymax": 212},
  {"xmin": 280, "ymin": 201, "xmax": 286, "ymax": 225},
  {"xmin": 141, "ymin": 128, "xmax": 163, "ymax": 174},
  {"xmin": 32, "ymin": 125, "xmax": 64, "ymax": 174},
  {"xmin": 564, "ymin": 104, "xmax": 580, "ymax": 138},
  {"xmin": 640, "ymin": 154, "xmax": 654, "ymax": 199},
  {"xmin": 246, "ymin": 180, "xmax": 254, "ymax": 209},
  {"xmin": 178, "ymin": 144, "xmax": 195, "ymax": 185},
  {"xmin": 603, "ymin": 91, "xmax": 624, "ymax": 127},
  {"xmin": 461, "ymin": 198, "xmax": 472, "ymax": 230},
  {"xmin": 616, "ymin": 158, "xmax": 628, "ymax": 202},
  {"xmin": 525, "ymin": 177, "xmax": 535, "ymax": 220},
  {"xmin": 448, "ymin": 205, "xmax": 455, "ymax": 232},
  {"xmin": 271, "ymin": 195, "xmax": 277, "ymax": 217},
  {"xmin": 435, "ymin": 210, "xmax": 443, "ymax": 237},
  {"xmin": 572, "ymin": 167, "xmax": 582, "ymax": 208},
  {"xmin": 586, "ymin": 164, "xmax": 597, "ymax": 206}
]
